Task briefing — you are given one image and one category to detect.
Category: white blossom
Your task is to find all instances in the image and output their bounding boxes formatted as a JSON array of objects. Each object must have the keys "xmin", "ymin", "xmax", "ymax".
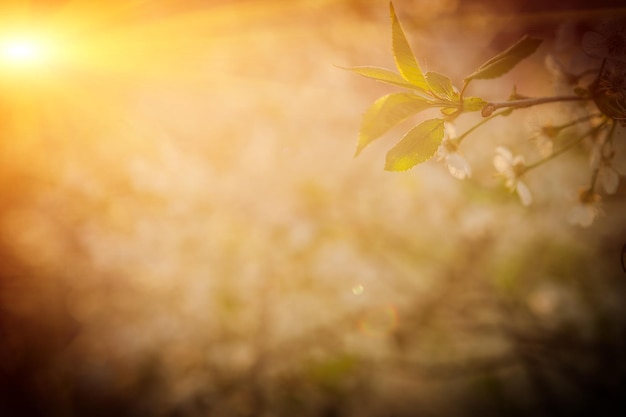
[
  {"xmin": 436, "ymin": 123, "xmax": 471, "ymax": 180},
  {"xmin": 582, "ymin": 20, "xmax": 626, "ymax": 62},
  {"xmin": 493, "ymin": 146, "xmax": 532, "ymax": 206},
  {"xmin": 598, "ymin": 162, "xmax": 620, "ymax": 194},
  {"xmin": 590, "ymin": 137, "xmax": 622, "ymax": 195},
  {"xmin": 525, "ymin": 111, "xmax": 561, "ymax": 158},
  {"xmin": 567, "ymin": 188, "xmax": 602, "ymax": 227},
  {"xmin": 530, "ymin": 123, "xmax": 558, "ymax": 158},
  {"xmin": 544, "ymin": 54, "xmax": 578, "ymax": 95}
]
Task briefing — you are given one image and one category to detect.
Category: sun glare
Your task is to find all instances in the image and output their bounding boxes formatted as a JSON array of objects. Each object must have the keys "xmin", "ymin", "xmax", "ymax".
[
  {"xmin": 1, "ymin": 36, "xmax": 50, "ymax": 67},
  {"xmin": 5, "ymin": 40, "xmax": 38, "ymax": 59}
]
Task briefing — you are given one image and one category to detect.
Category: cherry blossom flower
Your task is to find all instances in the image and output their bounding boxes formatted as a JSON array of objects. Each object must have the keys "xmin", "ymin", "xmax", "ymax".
[
  {"xmin": 544, "ymin": 54, "xmax": 579, "ymax": 94},
  {"xmin": 529, "ymin": 122, "xmax": 560, "ymax": 158},
  {"xmin": 594, "ymin": 63, "xmax": 626, "ymax": 125},
  {"xmin": 567, "ymin": 187, "xmax": 602, "ymax": 227},
  {"xmin": 598, "ymin": 162, "xmax": 621, "ymax": 194},
  {"xmin": 436, "ymin": 123, "xmax": 471, "ymax": 180},
  {"xmin": 597, "ymin": 64, "xmax": 626, "ymax": 98},
  {"xmin": 582, "ymin": 20, "xmax": 626, "ymax": 62},
  {"xmin": 590, "ymin": 137, "xmax": 622, "ymax": 194},
  {"xmin": 493, "ymin": 146, "xmax": 532, "ymax": 206}
]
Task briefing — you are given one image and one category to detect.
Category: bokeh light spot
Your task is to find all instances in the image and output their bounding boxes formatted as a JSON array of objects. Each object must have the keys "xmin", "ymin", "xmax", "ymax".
[{"xmin": 351, "ymin": 284, "xmax": 364, "ymax": 295}]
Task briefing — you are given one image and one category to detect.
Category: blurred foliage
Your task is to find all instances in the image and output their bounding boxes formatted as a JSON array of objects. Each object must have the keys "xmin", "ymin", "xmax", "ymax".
[{"xmin": 0, "ymin": 1, "xmax": 626, "ymax": 417}]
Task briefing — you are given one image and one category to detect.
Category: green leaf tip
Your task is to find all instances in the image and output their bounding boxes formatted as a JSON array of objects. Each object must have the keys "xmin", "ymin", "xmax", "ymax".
[
  {"xmin": 384, "ymin": 118, "xmax": 445, "ymax": 171},
  {"xmin": 465, "ymin": 35, "xmax": 543, "ymax": 83},
  {"xmin": 356, "ymin": 93, "xmax": 432, "ymax": 156},
  {"xmin": 390, "ymin": 2, "xmax": 429, "ymax": 91},
  {"xmin": 343, "ymin": 66, "xmax": 417, "ymax": 90}
]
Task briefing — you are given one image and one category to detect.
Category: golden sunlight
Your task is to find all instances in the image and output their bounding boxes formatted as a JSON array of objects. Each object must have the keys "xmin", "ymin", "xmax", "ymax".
[
  {"xmin": 1, "ymin": 36, "xmax": 49, "ymax": 66},
  {"xmin": 0, "ymin": 1, "xmax": 625, "ymax": 416}
]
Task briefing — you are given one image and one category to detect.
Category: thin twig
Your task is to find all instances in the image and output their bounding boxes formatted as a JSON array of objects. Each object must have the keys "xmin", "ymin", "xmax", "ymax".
[
  {"xmin": 482, "ymin": 95, "xmax": 589, "ymax": 117},
  {"xmin": 523, "ymin": 120, "xmax": 608, "ymax": 173}
]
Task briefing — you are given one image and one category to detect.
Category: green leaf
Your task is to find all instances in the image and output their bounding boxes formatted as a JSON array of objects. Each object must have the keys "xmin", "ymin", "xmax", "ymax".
[
  {"xmin": 462, "ymin": 97, "xmax": 487, "ymax": 111},
  {"xmin": 343, "ymin": 66, "xmax": 418, "ymax": 90},
  {"xmin": 465, "ymin": 35, "xmax": 542, "ymax": 82},
  {"xmin": 390, "ymin": 3, "xmax": 428, "ymax": 90},
  {"xmin": 385, "ymin": 118, "xmax": 445, "ymax": 171},
  {"xmin": 440, "ymin": 107, "xmax": 458, "ymax": 116},
  {"xmin": 426, "ymin": 72, "xmax": 459, "ymax": 101},
  {"xmin": 357, "ymin": 93, "xmax": 432, "ymax": 156}
]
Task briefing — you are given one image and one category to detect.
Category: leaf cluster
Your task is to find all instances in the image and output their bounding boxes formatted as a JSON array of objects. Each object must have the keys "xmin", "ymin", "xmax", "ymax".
[{"xmin": 346, "ymin": 3, "xmax": 542, "ymax": 171}]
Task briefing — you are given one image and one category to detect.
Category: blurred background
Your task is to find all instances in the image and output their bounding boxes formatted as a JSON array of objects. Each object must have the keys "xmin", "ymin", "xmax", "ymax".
[{"xmin": 1, "ymin": 1, "xmax": 626, "ymax": 416}]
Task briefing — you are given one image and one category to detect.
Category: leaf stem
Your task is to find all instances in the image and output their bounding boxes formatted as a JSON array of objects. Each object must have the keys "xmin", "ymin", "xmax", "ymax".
[
  {"xmin": 605, "ymin": 118, "xmax": 618, "ymax": 147},
  {"xmin": 523, "ymin": 120, "xmax": 608, "ymax": 173},
  {"xmin": 554, "ymin": 113, "xmax": 602, "ymax": 131},
  {"xmin": 455, "ymin": 110, "xmax": 508, "ymax": 145},
  {"xmin": 590, "ymin": 120, "xmax": 618, "ymax": 193},
  {"xmin": 482, "ymin": 95, "xmax": 589, "ymax": 117},
  {"xmin": 589, "ymin": 166, "xmax": 601, "ymax": 194},
  {"xmin": 459, "ymin": 81, "xmax": 469, "ymax": 101}
]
